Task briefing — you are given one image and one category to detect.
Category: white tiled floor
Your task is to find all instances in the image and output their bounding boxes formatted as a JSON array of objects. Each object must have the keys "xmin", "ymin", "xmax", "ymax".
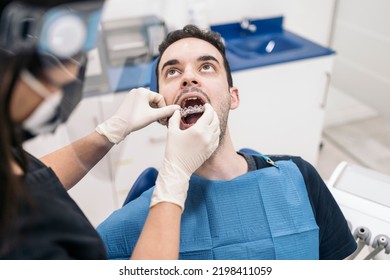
[{"xmin": 323, "ymin": 86, "xmax": 379, "ymax": 128}]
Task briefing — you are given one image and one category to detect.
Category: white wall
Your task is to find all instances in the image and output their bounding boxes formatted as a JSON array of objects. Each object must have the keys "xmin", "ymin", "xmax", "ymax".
[
  {"xmin": 102, "ymin": 0, "xmax": 335, "ymax": 46},
  {"xmin": 330, "ymin": 0, "xmax": 390, "ymax": 117},
  {"xmin": 282, "ymin": 0, "xmax": 336, "ymax": 46}
]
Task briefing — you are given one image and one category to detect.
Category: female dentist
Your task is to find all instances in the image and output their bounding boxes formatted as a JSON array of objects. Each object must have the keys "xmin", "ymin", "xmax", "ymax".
[{"xmin": 0, "ymin": 0, "xmax": 220, "ymax": 259}]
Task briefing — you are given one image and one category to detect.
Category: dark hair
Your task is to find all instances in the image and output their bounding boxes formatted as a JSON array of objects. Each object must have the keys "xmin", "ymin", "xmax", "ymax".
[
  {"xmin": 0, "ymin": 51, "xmax": 31, "ymax": 251},
  {"xmin": 156, "ymin": 24, "xmax": 233, "ymax": 90}
]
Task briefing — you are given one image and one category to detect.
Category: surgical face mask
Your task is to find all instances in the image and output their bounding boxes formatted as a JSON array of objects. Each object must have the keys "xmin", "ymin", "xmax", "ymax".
[{"xmin": 20, "ymin": 70, "xmax": 63, "ymax": 136}]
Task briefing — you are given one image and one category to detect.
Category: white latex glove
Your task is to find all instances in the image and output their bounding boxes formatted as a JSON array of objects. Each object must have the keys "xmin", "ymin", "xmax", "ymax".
[
  {"xmin": 150, "ymin": 103, "xmax": 220, "ymax": 211},
  {"xmin": 96, "ymin": 88, "xmax": 180, "ymax": 144}
]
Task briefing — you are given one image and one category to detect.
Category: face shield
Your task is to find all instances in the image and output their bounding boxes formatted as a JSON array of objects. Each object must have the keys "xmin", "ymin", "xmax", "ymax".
[
  {"xmin": 0, "ymin": 1, "xmax": 104, "ymax": 139},
  {"xmin": 0, "ymin": 1, "xmax": 103, "ymax": 85},
  {"xmin": 0, "ymin": 1, "xmax": 104, "ymax": 53}
]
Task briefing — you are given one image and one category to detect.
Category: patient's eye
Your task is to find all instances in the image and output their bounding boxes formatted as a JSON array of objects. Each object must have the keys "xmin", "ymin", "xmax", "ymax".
[
  {"xmin": 166, "ymin": 68, "xmax": 180, "ymax": 78},
  {"xmin": 200, "ymin": 63, "xmax": 215, "ymax": 73}
]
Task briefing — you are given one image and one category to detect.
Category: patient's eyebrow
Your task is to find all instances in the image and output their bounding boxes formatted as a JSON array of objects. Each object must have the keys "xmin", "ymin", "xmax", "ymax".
[
  {"xmin": 198, "ymin": 55, "xmax": 220, "ymax": 64},
  {"xmin": 160, "ymin": 56, "xmax": 220, "ymax": 73},
  {"xmin": 161, "ymin": 59, "xmax": 179, "ymax": 73}
]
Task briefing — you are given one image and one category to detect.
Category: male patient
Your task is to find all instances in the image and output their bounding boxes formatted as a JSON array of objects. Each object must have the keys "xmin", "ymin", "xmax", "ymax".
[{"xmin": 97, "ymin": 25, "xmax": 357, "ymax": 260}]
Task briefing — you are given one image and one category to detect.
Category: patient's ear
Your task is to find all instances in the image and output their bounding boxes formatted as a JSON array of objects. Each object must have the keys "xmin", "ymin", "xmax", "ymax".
[{"xmin": 230, "ymin": 87, "xmax": 239, "ymax": 110}]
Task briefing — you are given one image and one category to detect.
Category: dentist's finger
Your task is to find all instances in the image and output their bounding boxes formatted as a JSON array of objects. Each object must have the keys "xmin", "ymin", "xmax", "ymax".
[
  {"xmin": 147, "ymin": 91, "xmax": 167, "ymax": 108},
  {"xmin": 209, "ymin": 110, "xmax": 220, "ymax": 132},
  {"xmin": 167, "ymin": 109, "xmax": 181, "ymax": 130},
  {"xmin": 194, "ymin": 103, "xmax": 215, "ymax": 126},
  {"xmin": 151, "ymin": 104, "xmax": 180, "ymax": 121}
]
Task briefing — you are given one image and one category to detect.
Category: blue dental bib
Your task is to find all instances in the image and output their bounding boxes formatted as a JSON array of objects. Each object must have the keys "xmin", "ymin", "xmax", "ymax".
[{"xmin": 97, "ymin": 159, "xmax": 319, "ymax": 259}]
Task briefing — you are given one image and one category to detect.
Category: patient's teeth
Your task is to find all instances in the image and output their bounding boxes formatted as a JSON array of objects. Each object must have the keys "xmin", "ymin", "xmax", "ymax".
[{"xmin": 180, "ymin": 104, "xmax": 205, "ymax": 118}]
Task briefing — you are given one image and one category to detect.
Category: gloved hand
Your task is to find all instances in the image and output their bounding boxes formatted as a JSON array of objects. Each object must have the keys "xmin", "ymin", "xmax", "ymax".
[
  {"xmin": 150, "ymin": 103, "xmax": 220, "ymax": 211},
  {"xmin": 96, "ymin": 88, "xmax": 179, "ymax": 144}
]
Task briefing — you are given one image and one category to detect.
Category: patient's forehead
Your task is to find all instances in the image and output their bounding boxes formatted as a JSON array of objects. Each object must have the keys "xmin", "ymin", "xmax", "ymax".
[{"xmin": 159, "ymin": 38, "xmax": 223, "ymax": 71}]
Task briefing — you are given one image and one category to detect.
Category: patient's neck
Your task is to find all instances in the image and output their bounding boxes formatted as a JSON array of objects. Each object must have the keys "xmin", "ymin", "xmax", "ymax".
[{"xmin": 194, "ymin": 128, "xmax": 247, "ymax": 181}]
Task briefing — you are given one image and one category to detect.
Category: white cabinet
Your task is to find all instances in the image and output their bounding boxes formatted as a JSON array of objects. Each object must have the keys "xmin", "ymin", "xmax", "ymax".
[{"xmin": 229, "ymin": 55, "xmax": 334, "ymax": 165}]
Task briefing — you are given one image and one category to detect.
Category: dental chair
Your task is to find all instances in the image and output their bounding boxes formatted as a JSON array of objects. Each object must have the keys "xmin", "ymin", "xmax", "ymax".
[
  {"xmin": 122, "ymin": 167, "xmax": 158, "ymax": 206},
  {"xmin": 123, "ymin": 148, "xmax": 261, "ymax": 206},
  {"xmin": 238, "ymin": 148, "xmax": 262, "ymax": 156}
]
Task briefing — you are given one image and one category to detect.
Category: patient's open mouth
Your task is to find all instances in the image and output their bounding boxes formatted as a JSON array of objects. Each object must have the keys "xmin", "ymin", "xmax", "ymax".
[{"xmin": 180, "ymin": 96, "xmax": 206, "ymax": 127}]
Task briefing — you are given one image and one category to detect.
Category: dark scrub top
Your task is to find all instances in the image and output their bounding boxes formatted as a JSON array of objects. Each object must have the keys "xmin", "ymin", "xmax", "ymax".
[{"xmin": 1, "ymin": 152, "xmax": 107, "ymax": 259}]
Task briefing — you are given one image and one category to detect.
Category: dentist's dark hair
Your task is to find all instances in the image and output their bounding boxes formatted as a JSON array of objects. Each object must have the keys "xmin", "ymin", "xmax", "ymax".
[{"xmin": 155, "ymin": 24, "xmax": 233, "ymax": 91}]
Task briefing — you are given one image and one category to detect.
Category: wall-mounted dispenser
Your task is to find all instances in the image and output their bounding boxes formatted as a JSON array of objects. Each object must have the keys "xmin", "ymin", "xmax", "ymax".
[
  {"xmin": 94, "ymin": 15, "xmax": 167, "ymax": 92},
  {"xmin": 101, "ymin": 15, "xmax": 166, "ymax": 67}
]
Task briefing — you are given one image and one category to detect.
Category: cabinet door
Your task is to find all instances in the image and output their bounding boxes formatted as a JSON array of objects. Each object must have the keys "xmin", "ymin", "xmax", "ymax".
[{"xmin": 230, "ymin": 56, "xmax": 333, "ymax": 165}]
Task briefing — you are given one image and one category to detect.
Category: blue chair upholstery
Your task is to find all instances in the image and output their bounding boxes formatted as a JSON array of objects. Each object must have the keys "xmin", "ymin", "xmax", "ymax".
[
  {"xmin": 122, "ymin": 167, "xmax": 158, "ymax": 206},
  {"xmin": 149, "ymin": 58, "xmax": 158, "ymax": 92},
  {"xmin": 239, "ymin": 148, "xmax": 262, "ymax": 156}
]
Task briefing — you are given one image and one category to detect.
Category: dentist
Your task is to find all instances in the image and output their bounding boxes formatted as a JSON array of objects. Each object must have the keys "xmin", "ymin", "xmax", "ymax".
[{"xmin": 0, "ymin": 0, "xmax": 220, "ymax": 259}]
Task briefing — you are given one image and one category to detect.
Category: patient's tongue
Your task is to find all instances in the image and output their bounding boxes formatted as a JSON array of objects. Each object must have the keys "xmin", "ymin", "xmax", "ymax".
[{"xmin": 186, "ymin": 113, "xmax": 202, "ymax": 124}]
